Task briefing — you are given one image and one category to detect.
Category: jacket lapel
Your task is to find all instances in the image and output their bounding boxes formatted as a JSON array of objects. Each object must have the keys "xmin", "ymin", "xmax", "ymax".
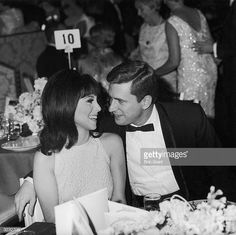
[
  {"xmin": 156, "ymin": 103, "xmax": 189, "ymax": 199},
  {"xmin": 155, "ymin": 103, "xmax": 176, "ymax": 148}
]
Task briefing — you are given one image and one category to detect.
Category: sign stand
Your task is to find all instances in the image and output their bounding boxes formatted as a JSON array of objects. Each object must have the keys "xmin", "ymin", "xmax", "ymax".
[
  {"xmin": 54, "ymin": 29, "xmax": 81, "ymax": 70},
  {"xmin": 64, "ymin": 45, "xmax": 73, "ymax": 70}
]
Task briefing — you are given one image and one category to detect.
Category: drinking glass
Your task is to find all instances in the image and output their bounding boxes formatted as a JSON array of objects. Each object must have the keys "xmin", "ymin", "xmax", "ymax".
[
  {"xmin": 143, "ymin": 193, "xmax": 162, "ymax": 211},
  {"xmin": 0, "ymin": 114, "xmax": 8, "ymax": 139},
  {"xmin": 0, "ymin": 114, "xmax": 5, "ymax": 138}
]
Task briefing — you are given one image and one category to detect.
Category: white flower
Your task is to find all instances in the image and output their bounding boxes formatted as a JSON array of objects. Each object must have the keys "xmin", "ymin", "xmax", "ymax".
[
  {"xmin": 32, "ymin": 105, "xmax": 42, "ymax": 121},
  {"xmin": 28, "ymin": 120, "xmax": 40, "ymax": 134},
  {"xmin": 9, "ymin": 77, "xmax": 47, "ymax": 133},
  {"xmin": 102, "ymin": 188, "xmax": 236, "ymax": 235},
  {"xmin": 34, "ymin": 77, "xmax": 47, "ymax": 93}
]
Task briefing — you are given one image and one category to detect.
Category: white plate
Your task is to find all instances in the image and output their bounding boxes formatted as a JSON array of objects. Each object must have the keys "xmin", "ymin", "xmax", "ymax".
[
  {"xmin": 0, "ymin": 134, "xmax": 6, "ymax": 140},
  {"xmin": 1, "ymin": 144, "xmax": 39, "ymax": 152},
  {"xmin": 6, "ymin": 227, "xmax": 24, "ymax": 235},
  {"xmin": 1, "ymin": 136, "xmax": 40, "ymax": 152}
]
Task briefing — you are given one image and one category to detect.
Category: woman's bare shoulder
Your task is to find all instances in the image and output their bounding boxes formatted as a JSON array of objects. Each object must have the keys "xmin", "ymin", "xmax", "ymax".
[
  {"xmin": 99, "ymin": 133, "xmax": 124, "ymax": 153},
  {"xmin": 99, "ymin": 133, "xmax": 123, "ymax": 144},
  {"xmin": 34, "ymin": 151, "xmax": 55, "ymax": 167}
]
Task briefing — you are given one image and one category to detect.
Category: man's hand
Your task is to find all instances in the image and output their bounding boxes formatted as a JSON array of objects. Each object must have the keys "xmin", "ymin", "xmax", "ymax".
[
  {"xmin": 14, "ymin": 181, "xmax": 37, "ymax": 221},
  {"xmin": 192, "ymin": 41, "xmax": 214, "ymax": 54}
]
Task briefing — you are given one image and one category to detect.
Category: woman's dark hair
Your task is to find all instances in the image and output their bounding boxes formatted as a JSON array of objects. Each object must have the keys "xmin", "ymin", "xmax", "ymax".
[{"xmin": 40, "ymin": 69, "xmax": 100, "ymax": 155}]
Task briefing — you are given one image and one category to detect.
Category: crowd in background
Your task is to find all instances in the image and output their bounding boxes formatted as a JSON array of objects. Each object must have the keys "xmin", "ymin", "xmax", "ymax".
[{"xmin": 0, "ymin": 0, "xmax": 234, "ymax": 147}]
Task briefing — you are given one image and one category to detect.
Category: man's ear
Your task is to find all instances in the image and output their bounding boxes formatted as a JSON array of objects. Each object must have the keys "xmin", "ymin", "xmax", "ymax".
[{"xmin": 141, "ymin": 95, "xmax": 152, "ymax": 110}]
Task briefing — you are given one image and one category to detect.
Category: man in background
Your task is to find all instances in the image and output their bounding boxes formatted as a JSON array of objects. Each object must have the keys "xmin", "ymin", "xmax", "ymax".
[{"xmin": 36, "ymin": 20, "xmax": 68, "ymax": 78}]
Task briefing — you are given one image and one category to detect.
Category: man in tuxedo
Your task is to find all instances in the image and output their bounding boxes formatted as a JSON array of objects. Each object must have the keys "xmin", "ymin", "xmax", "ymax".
[
  {"xmin": 103, "ymin": 60, "xmax": 220, "ymax": 206},
  {"xmin": 15, "ymin": 61, "xmax": 220, "ymax": 220},
  {"xmin": 194, "ymin": 0, "xmax": 236, "ymax": 147}
]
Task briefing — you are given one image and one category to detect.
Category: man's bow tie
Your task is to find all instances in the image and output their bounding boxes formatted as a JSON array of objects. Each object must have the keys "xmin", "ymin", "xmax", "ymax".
[{"xmin": 126, "ymin": 123, "xmax": 154, "ymax": 132}]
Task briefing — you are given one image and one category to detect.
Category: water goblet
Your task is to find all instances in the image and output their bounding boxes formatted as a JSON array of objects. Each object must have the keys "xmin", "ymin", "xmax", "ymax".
[
  {"xmin": 0, "ymin": 114, "xmax": 5, "ymax": 138},
  {"xmin": 7, "ymin": 119, "xmax": 21, "ymax": 141},
  {"xmin": 143, "ymin": 193, "xmax": 162, "ymax": 211}
]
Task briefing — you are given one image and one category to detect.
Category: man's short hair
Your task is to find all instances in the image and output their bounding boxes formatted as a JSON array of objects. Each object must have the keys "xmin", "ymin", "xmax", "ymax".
[{"xmin": 107, "ymin": 60, "xmax": 158, "ymax": 103}]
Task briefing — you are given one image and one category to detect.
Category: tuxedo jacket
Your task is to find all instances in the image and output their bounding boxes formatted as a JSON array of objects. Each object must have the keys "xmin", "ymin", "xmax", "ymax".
[
  {"xmin": 217, "ymin": 1, "xmax": 236, "ymax": 90},
  {"xmin": 99, "ymin": 101, "xmax": 220, "ymax": 150},
  {"xmin": 98, "ymin": 101, "xmax": 221, "ymax": 201}
]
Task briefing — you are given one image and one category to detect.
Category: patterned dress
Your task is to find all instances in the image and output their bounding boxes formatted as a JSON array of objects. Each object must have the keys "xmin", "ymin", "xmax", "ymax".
[
  {"xmin": 168, "ymin": 11, "xmax": 217, "ymax": 117},
  {"xmin": 54, "ymin": 137, "xmax": 113, "ymax": 203},
  {"xmin": 139, "ymin": 22, "xmax": 177, "ymax": 93}
]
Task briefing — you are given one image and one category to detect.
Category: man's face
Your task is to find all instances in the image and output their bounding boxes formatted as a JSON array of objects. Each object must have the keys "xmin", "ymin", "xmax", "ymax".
[{"xmin": 108, "ymin": 82, "xmax": 144, "ymax": 126}]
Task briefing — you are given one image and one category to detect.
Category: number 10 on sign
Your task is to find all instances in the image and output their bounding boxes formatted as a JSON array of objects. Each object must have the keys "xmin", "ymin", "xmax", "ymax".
[{"xmin": 54, "ymin": 29, "xmax": 81, "ymax": 50}]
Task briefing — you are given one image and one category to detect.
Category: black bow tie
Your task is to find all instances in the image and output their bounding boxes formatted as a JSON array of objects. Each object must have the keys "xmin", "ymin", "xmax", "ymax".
[{"xmin": 126, "ymin": 123, "xmax": 154, "ymax": 132}]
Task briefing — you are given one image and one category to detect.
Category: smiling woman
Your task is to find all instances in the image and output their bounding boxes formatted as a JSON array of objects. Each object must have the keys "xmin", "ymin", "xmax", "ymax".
[{"xmin": 30, "ymin": 70, "xmax": 126, "ymax": 223}]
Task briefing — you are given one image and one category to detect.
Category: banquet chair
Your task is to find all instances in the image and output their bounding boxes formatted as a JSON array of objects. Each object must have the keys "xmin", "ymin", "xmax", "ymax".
[
  {"xmin": 0, "ymin": 193, "xmax": 18, "ymax": 226},
  {"xmin": 20, "ymin": 178, "xmax": 44, "ymax": 227}
]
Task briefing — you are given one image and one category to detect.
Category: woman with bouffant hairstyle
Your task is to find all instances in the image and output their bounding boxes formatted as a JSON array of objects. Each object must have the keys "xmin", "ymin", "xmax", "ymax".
[{"xmin": 33, "ymin": 70, "xmax": 126, "ymax": 222}]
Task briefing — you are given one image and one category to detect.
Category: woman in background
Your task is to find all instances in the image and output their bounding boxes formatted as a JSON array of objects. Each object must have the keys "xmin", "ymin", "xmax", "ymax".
[
  {"xmin": 130, "ymin": 0, "xmax": 177, "ymax": 93},
  {"xmin": 34, "ymin": 70, "xmax": 126, "ymax": 222},
  {"xmin": 155, "ymin": 0, "xmax": 217, "ymax": 118}
]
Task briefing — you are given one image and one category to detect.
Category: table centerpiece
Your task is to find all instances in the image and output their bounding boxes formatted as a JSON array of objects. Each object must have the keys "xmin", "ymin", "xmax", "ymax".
[
  {"xmin": 98, "ymin": 186, "xmax": 236, "ymax": 235},
  {"xmin": 4, "ymin": 77, "xmax": 47, "ymax": 136}
]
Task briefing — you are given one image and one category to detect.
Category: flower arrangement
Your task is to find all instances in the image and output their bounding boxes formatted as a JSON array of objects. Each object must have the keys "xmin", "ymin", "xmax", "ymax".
[
  {"xmin": 5, "ymin": 77, "xmax": 47, "ymax": 134},
  {"xmin": 99, "ymin": 186, "xmax": 236, "ymax": 235}
]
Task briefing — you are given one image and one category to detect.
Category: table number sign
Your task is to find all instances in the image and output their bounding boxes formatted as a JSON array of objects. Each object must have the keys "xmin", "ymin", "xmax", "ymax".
[{"xmin": 54, "ymin": 29, "xmax": 81, "ymax": 69}]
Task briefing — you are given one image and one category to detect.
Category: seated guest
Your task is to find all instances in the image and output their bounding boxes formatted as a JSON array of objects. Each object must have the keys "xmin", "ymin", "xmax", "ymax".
[
  {"xmin": 15, "ymin": 61, "xmax": 221, "ymax": 219},
  {"xmin": 36, "ymin": 20, "xmax": 68, "ymax": 78},
  {"xmin": 27, "ymin": 70, "xmax": 126, "ymax": 222},
  {"xmin": 87, "ymin": 22, "xmax": 116, "ymax": 52},
  {"xmin": 105, "ymin": 60, "xmax": 221, "ymax": 206},
  {"xmin": 78, "ymin": 23, "xmax": 123, "ymax": 90}
]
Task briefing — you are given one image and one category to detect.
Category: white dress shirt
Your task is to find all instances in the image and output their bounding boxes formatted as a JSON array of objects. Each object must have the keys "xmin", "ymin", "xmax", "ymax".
[{"xmin": 126, "ymin": 106, "xmax": 179, "ymax": 196}]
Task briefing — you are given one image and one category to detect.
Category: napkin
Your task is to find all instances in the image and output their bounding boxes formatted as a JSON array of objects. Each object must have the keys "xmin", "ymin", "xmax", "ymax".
[
  {"xmin": 105, "ymin": 201, "xmax": 148, "ymax": 228},
  {"xmin": 55, "ymin": 188, "xmax": 109, "ymax": 235}
]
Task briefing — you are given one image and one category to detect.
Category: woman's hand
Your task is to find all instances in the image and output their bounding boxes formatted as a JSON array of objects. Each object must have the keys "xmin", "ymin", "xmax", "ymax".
[{"xmin": 14, "ymin": 180, "xmax": 36, "ymax": 221}]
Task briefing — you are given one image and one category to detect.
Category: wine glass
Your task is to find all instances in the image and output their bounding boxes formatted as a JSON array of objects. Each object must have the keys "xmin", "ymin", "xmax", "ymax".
[
  {"xmin": 143, "ymin": 193, "xmax": 162, "ymax": 211},
  {"xmin": 0, "ymin": 114, "xmax": 8, "ymax": 139}
]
